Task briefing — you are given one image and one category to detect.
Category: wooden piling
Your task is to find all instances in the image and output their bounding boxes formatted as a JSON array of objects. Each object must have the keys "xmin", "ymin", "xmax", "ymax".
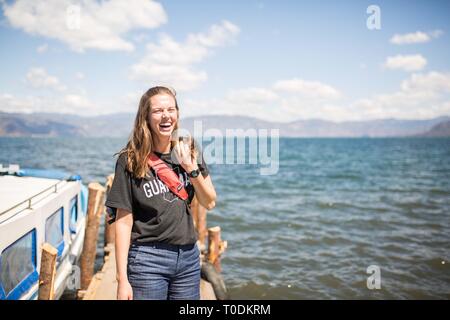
[
  {"xmin": 38, "ymin": 243, "xmax": 58, "ymax": 300},
  {"xmin": 104, "ymin": 174, "xmax": 115, "ymax": 246},
  {"xmin": 191, "ymin": 196, "xmax": 199, "ymax": 229},
  {"xmin": 191, "ymin": 195, "xmax": 207, "ymax": 252},
  {"xmin": 197, "ymin": 202, "xmax": 208, "ymax": 251},
  {"xmin": 207, "ymin": 226, "xmax": 222, "ymax": 272},
  {"xmin": 79, "ymin": 182, "xmax": 105, "ymax": 294}
]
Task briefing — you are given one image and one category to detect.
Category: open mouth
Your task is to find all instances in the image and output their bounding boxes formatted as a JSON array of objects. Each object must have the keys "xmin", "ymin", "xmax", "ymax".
[{"xmin": 159, "ymin": 123, "xmax": 172, "ymax": 132}]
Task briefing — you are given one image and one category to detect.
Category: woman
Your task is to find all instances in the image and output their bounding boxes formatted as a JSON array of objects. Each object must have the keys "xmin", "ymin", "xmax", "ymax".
[{"xmin": 105, "ymin": 86, "xmax": 216, "ymax": 300}]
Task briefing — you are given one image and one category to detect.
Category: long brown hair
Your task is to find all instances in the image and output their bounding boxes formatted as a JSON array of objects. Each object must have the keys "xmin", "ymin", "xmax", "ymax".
[{"xmin": 117, "ymin": 86, "xmax": 179, "ymax": 178}]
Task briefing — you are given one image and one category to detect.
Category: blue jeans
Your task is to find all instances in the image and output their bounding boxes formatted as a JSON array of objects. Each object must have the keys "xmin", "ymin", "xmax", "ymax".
[{"xmin": 127, "ymin": 242, "xmax": 200, "ymax": 300}]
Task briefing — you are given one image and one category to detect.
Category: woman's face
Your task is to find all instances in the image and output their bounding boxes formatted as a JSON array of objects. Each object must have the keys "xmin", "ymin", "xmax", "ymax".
[{"xmin": 148, "ymin": 93, "xmax": 178, "ymax": 139}]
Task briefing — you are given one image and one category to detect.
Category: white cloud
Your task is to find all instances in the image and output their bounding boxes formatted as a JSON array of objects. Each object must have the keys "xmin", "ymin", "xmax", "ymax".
[
  {"xmin": 3, "ymin": 67, "xmax": 110, "ymax": 114},
  {"xmin": 273, "ymin": 78, "xmax": 341, "ymax": 99},
  {"xmin": 155, "ymin": 72, "xmax": 450, "ymax": 122},
  {"xmin": 400, "ymin": 71, "xmax": 450, "ymax": 93},
  {"xmin": 390, "ymin": 30, "xmax": 443, "ymax": 45},
  {"xmin": 180, "ymin": 78, "xmax": 342, "ymax": 122},
  {"xmin": 63, "ymin": 94, "xmax": 94, "ymax": 109},
  {"xmin": 186, "ymin": 20, "xmax": 240, "ymax": 48},
  {"xmin": 0, "ymin": 92, "xmax": 103, "ymax": 114},
  {"xmin": 384, "ymin": 54, "xmax": 427, "ymax": 72},
  {"xmin": 390, "ymin": 31, "xmax": 429, "ymax": 44},
  {"xmin": 129, "ymin": 20, "xmax": 240, "ymax": 91},
  {"xmin": 351, "ymin": 71, "xmax": 450, "ymax": 120},
  {"xmin": 182, "ymin": 94, "xmax": 342, "ymax": 122},
  {"xmin": 2, "ymin": 67, "xmax": 105, "ymax": 114},
  {"xmin": 226, "ymin": 88, "xmax": 278, "ymax": 104},
  {"xmin": 2, "ymin": 0, "xmax": 167, "ymax": 52},
  {"xmin": 0, "ymin": 93, "xmax": 79, "ymax": 114},
  {"xmin": 180, "ymin": 72, "xmax": 450, "ymax": 122},
  {"xmin": 36, "ymin": 43, "xmax": 48, "ymax": 53},
  {"xmin": 25, "ymin": 67, "xmax": 66, "ymax": 91},
  {"xmin": 0, "ymin": 93, "xmax": 36, "ymax": 113}
]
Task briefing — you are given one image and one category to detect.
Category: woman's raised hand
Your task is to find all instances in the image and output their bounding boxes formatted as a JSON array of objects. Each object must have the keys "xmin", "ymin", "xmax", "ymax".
[{"xmin": 174, "ymin": 137, "xmax": 198, "ymax": 172}]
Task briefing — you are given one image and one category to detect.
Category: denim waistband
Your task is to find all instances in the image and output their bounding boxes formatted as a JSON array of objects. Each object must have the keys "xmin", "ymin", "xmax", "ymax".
[{"xmin": 130, "ymin": 241, "xmax": 196, "ymax": 252}]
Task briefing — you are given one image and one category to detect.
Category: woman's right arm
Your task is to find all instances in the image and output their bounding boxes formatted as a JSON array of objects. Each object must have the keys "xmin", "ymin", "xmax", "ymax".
[{"xmin": 115, "ymin": 208, "xmax": 133, "ymax": 300}]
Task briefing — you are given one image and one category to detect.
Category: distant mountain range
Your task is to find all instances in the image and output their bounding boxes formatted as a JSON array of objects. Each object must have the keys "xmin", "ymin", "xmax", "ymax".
[
  {"xmin": 0, "ymin": 111, "xmax": 449, "ymax": 138},
  {"xmin": 416, "ymin": 119, "xmax": 450, "ymax": 137}
]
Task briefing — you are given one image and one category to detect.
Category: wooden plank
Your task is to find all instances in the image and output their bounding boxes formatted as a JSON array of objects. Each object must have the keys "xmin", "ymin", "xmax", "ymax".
[
  {"xmin": 83, "ymin": 244, "xmax": 117, "ymax": 300},
  {"xmin": 200, "ymin": 279, "xmax": 216, "ymax": 300}
]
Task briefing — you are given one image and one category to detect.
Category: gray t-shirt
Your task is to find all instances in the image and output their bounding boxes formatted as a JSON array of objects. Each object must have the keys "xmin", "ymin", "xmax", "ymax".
[{"xmin": 105, "ymin": 150, "xmax": 209, "ymax": 245}]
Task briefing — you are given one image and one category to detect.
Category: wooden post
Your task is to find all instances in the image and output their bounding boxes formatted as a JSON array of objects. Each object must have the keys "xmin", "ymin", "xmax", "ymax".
[
  {"xmin": 192, "ymin": 195, "xmax": 208, "ymax": 252},
  {"xmin": 79, "ymin": 182, "xmax": 105, "ymax": 294},
  {"xmin": 38, "ymin": 243, "xmax": 58, "ymax": 300},
  {"xmin": 197, "ymin": 202, "xmax": 208, "ymax": 252},
  {"xmin": 207, "ymin": 226, "xmax": 221, "ymax": 272},
  {"xmin": 191, "ymin": 195, "xmax": 199, "ymax": 229},
  {"xmin": 104, "ymin": 174, "xmax": 115, "ymax": 247}
]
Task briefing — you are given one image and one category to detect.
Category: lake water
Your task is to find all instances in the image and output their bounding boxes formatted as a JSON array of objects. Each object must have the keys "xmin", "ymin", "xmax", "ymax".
[{"xmin": 1, "ymin": 137, "xmax": 449, "ymax": 299}]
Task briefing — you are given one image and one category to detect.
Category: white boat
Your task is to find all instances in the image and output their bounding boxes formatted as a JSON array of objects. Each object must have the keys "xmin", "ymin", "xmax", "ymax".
[{"xmin": 0, "ymin": 164, "xmax": 88, "ymax": 300}]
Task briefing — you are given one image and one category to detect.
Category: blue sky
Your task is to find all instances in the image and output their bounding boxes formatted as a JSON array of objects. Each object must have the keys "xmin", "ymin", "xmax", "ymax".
[{"xmin": 0, "ymin": 0, "xmax": 449, "ymax": 122}]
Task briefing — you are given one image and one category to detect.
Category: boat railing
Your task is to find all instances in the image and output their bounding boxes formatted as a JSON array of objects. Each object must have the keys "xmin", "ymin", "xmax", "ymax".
[{"xmin": 0, "ymin": 180, "xmax": 66, "ymax": 217}]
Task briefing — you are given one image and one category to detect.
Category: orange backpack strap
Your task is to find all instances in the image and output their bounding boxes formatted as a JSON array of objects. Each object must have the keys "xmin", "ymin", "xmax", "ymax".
[{"xmin": 147, "ymin": 153, "xmax": 188, "ymax": 201}]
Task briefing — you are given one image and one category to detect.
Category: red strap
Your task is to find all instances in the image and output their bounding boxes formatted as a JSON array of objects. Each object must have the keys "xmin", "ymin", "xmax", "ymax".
[{"xmin": 147, "ymin": 153, "xmax": 188, "ymax": 200}]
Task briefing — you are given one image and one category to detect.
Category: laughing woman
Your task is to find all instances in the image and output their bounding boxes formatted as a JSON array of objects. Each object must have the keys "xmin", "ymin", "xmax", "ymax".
[{"xmin": 105, "ymin": 86, "xmax": 216, "ymax": 300}]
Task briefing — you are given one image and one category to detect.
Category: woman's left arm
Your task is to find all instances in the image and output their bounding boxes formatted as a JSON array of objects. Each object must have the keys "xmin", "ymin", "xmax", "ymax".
[
  {"xmin": 189, "ymin": 174, "xmax": 216, "ymax": 210},
  {"xmin": 175, "ymin": 140, "xmax": 217, "ymax": 210}
]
